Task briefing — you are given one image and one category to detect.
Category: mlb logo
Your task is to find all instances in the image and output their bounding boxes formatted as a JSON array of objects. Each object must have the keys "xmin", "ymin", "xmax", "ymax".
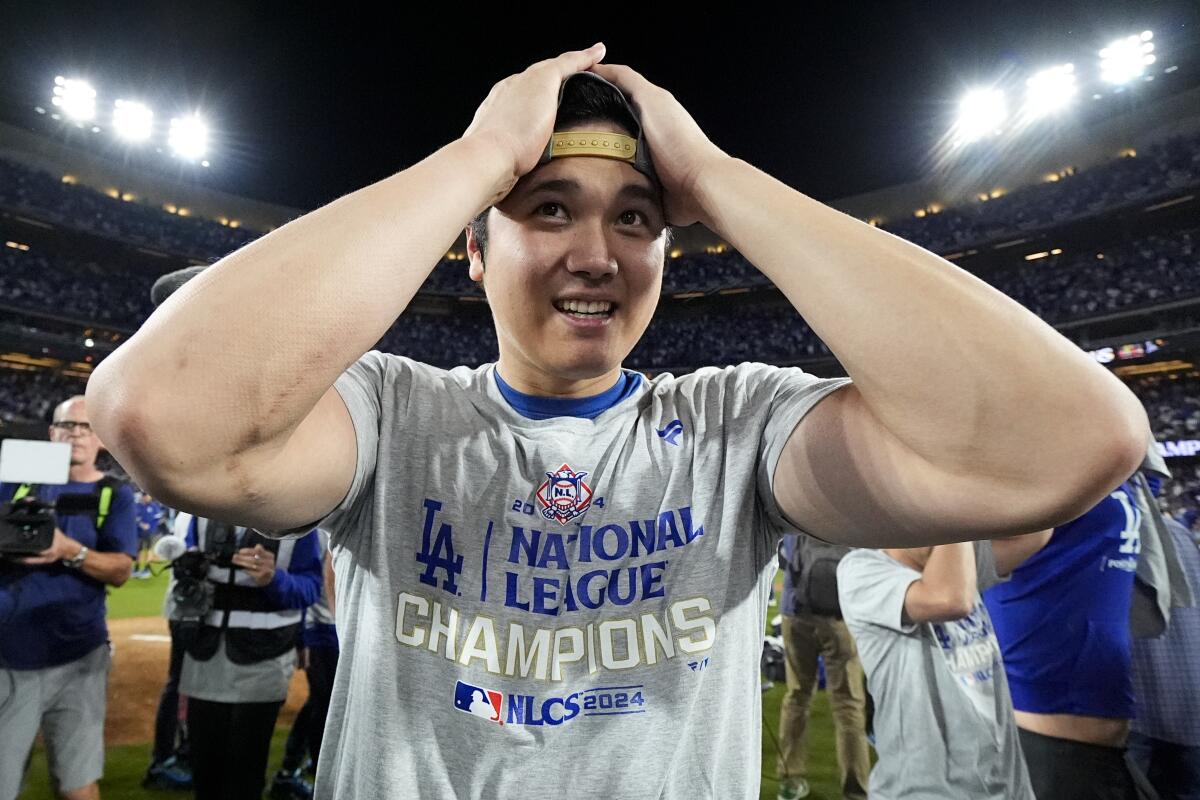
[
  {"xmin": 453, "ymin": 680, "xmax": 504, "ymax": 725},
  {"xmin": 536, "ymin": 463, "xmax": 594, "ymax": 526}
]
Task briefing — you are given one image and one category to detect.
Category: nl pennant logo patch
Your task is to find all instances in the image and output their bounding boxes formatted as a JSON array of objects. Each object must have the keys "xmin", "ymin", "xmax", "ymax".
[{"xmin": 536, "ymin": 463, "xmax": 594, "ymax": 526}]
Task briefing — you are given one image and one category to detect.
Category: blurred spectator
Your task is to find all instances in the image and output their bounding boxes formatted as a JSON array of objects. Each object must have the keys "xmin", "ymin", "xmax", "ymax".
[
  {"xmin": 1128, "ymin": 516, "xmax": 1200, "ymax": 800},
  {"xmin": 837, "ymin": 535, "xmax": 1049, "ymax": 800},
  {"xmin": 775, "ymin": 533, "xmax": 869, "ymax": 800}
]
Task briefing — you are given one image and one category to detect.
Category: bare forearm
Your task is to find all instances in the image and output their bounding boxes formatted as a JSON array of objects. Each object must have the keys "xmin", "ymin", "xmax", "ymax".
[
  {"xmin": 907, "ymin": 543, "xmax": 976, "ymax": 622},
  {"xmin": 77, "ymin": 546, "xmax": 133, "ymax": 586},
  {"xmin": 88, "ymin": 135, "xmax": 512, "ymax": 476},
  {"xmin": 923, "ymin": 543, "xmax": 977, "ymax": 601},
  {"xmin": 697, "ymin": 158, "xmax": 1148, "ymax": 489}
]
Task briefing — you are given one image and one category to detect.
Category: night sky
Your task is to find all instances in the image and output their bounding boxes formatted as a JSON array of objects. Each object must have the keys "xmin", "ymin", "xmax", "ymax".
[{"xmin": 2, "ymin": 0, "xmax": 1197, "ymax": 210}]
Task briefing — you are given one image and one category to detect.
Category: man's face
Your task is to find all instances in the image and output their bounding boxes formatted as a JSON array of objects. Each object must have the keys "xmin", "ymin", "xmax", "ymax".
[
  {"xmin": 49, "ymin": 398, "xmax": 100, "ymax": 469},
  {"xmin": 468, "ymin": 123, "xmax": 667, "ymax": 385}
]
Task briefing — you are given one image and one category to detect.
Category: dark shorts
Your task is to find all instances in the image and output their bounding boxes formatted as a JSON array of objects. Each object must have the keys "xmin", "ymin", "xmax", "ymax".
[{"xmin": 1018, "ymin": 727, "xmax": 1155, "ymax": 800}]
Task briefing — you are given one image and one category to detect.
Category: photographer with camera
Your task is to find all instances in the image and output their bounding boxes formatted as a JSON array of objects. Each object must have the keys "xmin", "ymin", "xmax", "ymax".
[
  {"xmin": 0, "ymin": 395, "xmax": 136, "ymax": 800},
  {"xmin": 171, "ymin": 515, "xmax": 321, "ymax": 800}
]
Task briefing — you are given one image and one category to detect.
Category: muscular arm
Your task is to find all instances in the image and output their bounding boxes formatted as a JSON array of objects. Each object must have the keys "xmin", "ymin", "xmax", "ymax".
[
  {"xmin": 693, "ymin": 161, "xmax": 1148, "ymax": 545},
  {"xmin": 585, "ymin": 63, "xmax": 1148, "ymax": 548},
  {"xmin": 86, "ymin": 136, "xmax": 514, "ymax": 529},
  {"xmin": 900, "ymin": 543, "xmax": 976, "ymax": 624}
]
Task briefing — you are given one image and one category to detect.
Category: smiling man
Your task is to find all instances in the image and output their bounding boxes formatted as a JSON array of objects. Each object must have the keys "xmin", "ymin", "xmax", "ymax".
[{"xmin": 87, "ymin": 45, "xmax": 1149, "ymax": 799}]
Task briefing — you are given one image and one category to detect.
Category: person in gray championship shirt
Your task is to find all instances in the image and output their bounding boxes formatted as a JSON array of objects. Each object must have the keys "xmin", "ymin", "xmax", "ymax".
[
  {"xmin": 89, "ymin": 45, "xmax": 1151, "ymax": 799},
  {"xmin": 838, "ymin": 536, "xmax": 1050, "ymax": 800}
]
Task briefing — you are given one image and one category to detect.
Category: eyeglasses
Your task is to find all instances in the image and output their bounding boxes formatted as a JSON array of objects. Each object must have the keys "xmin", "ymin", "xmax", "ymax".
[{"xmin": 51, "ymin": 421, "xmax": 93, "ymax": 434}]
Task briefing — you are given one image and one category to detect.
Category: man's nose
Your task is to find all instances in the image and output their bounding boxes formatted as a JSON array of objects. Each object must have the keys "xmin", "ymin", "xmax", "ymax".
[{"xmin": 564, "ymin": 223, "xmax": 618, "ymax": 280}]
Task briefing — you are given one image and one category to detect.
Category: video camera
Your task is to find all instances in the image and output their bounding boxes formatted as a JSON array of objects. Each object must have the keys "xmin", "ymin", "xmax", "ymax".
[
  {"xmin": 153, "ymin": 532, "xmax": 217, "ymax": 620},
  {"xmin": 0, "ymin": 439, "xmax": 102, "ymax": 555},
  {"xmin": 169, "ymin": 549, "xmax": 216, "ymax": 620}
]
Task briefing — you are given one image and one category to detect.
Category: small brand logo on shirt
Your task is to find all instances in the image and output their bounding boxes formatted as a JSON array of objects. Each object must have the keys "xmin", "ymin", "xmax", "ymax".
[
  {"xmin": 536, "ymin": 464, "xmax": 594, "ymax": 526},
  {"xmin": 453, "ymin": 680, "xmax": 504, "ymax": 725},
  {"xmin": 656, "ymin": 419, "xmax": 684, "ymax": 446}
]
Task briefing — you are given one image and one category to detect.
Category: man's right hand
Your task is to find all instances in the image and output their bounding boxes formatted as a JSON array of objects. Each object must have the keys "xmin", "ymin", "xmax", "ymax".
[{"xmin": 462, "ymin": 43, "xmax": 607, "ymax": 191}]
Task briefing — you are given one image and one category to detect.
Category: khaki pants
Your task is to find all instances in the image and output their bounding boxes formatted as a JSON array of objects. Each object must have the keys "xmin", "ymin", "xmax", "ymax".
[{"xmin": 777, "ymin": 612, "xmax": 870, "ymax": 800}]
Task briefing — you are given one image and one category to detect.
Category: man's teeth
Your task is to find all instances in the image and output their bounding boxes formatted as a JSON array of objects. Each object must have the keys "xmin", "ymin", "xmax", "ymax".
[{"xmin": 556, "ymin": 300, "xmax": 613, "ymax": 315}]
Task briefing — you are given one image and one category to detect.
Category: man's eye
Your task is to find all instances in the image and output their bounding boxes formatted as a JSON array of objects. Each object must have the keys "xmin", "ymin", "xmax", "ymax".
[
  {"xmin": 619, "ymin": 210, "xmax": 647, "ymax": 226},
  {"xmin": 539, "ymin": 202, "xmax": 566, "ymax": 218}
]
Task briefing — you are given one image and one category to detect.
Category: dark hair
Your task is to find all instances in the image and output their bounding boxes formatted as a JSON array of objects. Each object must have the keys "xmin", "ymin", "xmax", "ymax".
[{"xmin": 469, "ymin": 75, "xmax": 644, "ymax": 263}]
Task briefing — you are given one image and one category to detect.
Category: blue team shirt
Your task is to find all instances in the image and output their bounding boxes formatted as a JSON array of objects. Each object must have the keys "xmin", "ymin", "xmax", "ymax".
[
  {"xmin": 983, "ymin": 482, "xmax": 1141, "ymax": 718},
  {"xmin": 135, "ymin": 498, "xmax": 166, "ymax": 538},
  {"xmin": 0, "ymin": 479, "xmax": 137, "ymax": 669}
]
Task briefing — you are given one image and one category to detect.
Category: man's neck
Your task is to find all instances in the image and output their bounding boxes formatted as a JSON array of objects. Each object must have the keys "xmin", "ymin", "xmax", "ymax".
[
  {"xmin": 496, "ymin": 357, "xmax": 622, "ymax": 399},
  {"xmin": 68, "ymin": 463, "xmax": 105, "ymax": 483}
]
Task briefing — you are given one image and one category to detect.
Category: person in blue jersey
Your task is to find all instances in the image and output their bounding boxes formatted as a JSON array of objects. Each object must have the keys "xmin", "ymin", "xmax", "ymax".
[
  {"xmin": 271, "ymin": 530, "xmax": 339, "ymax": 800},
  {"xmin": 984, "ymin": 480, "xmax": 1153, "ymax": 800},
  {"xmin": 0, "ymin": 395, "xmax": 137, "ymax": 800},
  {"xmin": 133, "ymin": 490, "xmax": 166, "ymax": 578},
  {"xmin": 90, "ymin": 46, "xmax": 1150, "ymax": 800},
  {"xmin": 174, "ymin": 515, "xmax": 322, "ymax": 800}
]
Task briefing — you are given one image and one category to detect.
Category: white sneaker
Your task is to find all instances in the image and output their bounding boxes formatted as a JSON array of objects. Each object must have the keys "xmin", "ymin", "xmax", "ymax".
[{"xmin": 777, "ymin": 778, "xmax": 810, "ymax": 800}]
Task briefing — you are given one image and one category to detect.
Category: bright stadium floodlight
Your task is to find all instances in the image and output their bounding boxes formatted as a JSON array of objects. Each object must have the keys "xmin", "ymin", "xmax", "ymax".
[
  {"xmin": 1025, "ymin": 64, "xmax": 1076, "ymax": 117},
  {"xmin": 954, "ymin": 88, "xmax": 1007, "ymax": 144},
  {"xmin": 50, "ymin": 76, "xmax": 96, "ymax": 122},
  {"xmin": 168, "ymin": 114, "xmax": 208, "ymax": 160},
  {"xmin": 1100, "ymin": 31, "xmax": 1157, "ymax": 85},
  {"xmin": 112, "ymin": 99, "xmax": 154, "ymax": 142}
]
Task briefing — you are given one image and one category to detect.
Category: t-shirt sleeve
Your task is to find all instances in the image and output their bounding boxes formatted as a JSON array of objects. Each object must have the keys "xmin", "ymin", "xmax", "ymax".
[
  {"xmin": 315, "ymin": 351, "xmax": 389, "ymax": 538},
  {"xmin": 837, "ymin": 549, "xmax": 920, "ymax": 634},
  {"xmin": 738, "ymin": 363, "xmax": 851, "ymax": 533},
  {"xmin": 974, "ymin": 540, "xmax": 1004, "ymax": 594},
  {"xmin": 98, "ymin": 483, "xmax": 138, "ymax": 558}
]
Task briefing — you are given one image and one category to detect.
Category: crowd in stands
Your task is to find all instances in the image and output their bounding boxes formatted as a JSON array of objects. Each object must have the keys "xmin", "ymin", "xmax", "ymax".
[
  {"xmin": 3, "ymin": 225, "xmax": 1197, "ymax": 359},
  {"xmin": 1, "ymin": 131, "xmax": 1194, "ymax": 274},
  {"xmin": 1134, "ymin": 372, "xmax": 1200, "ymax": 525},
  {"xmin": 0, "ymin": 368, "xmax": 84, "ymax": 424},
  {"xmin": 0, "ymin": 159, "xmax": 258, "ymax": 260},
  {"xmin": 881, "ymin": 130, "xmax": 1200, "ymax": 252},
  {"xmin": 990, "ymin": 229, "xmax": 1197, "ymax": 321},
  {"xmin": 4, "ymin": 134, "xmax": 1200, "ymax": 528},
  {"xmin": 0, "ymin": 247, "xmax": 152, "ymax": 328}
]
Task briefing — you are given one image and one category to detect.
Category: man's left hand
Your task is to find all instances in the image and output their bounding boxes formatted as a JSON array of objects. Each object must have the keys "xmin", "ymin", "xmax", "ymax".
[
  {"xmin": 21, "ymin": 528, "xmax": 81, "ymax": 566},
  {"xmin": 587, "ymin": 63, "xmax": 729, "ymax": 228},
  {"xmin": 231, "ymin": 544, "xmax": 277, "ymax": 587}
]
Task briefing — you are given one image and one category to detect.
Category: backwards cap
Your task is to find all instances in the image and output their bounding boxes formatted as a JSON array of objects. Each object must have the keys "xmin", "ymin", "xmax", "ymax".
[
  {"xmin": 537, "ymin": 71, "xmax": 659, "ymax": 187},
  {"xmin": 150, "ymin": 265, "xmax": 207, "ymax": 307}
]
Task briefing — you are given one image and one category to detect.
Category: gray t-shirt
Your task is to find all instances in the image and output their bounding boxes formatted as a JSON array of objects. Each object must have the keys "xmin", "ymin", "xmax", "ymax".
[
  {"xmin": 837, "ymin": 545, "xmax": 1033, "ymax": 800},
  {"xmin": 315, "ymin": 353, "xmax": 848, "ymax": 800}
]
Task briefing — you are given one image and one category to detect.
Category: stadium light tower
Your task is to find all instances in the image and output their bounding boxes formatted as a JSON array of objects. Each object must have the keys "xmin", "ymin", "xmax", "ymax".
[
  {"xmin": 112, "ymin": 99, "xmax": 154, "ymax": 142},
  {"xmin": 50, "ymin": 76, "xmax": 96, "ymax": 123},
  {"xmin": 1100, "ymin": 31, "xmax": 1156, "ymax": 85},
  {"xmin": 168, "ymin": 114, "xmax": 208, "ymax": 160},
  {"xmin": 1025, "ymin": 64, "xmax": 1076, "ymax": 117},
  {"xmin": 954, "ymin": 88, "xmax": 1007, "ymax": 145}
]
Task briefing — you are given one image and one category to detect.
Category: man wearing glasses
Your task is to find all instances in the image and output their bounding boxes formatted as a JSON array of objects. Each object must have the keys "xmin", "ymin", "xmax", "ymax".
[{"xmin": 0, "ymin": 395, "xmax": 137, "ymax": 800}]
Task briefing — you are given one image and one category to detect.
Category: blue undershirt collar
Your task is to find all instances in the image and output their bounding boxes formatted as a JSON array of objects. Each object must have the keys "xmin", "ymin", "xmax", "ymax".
[{"xmin": 494, "ymin": 369, "xmax": 643, "ymax": 420}]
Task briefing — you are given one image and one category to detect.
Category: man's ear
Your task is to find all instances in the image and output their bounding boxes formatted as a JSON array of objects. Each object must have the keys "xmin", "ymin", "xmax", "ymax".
[{"xmin": 466, "ymin": 220, "xmax": 485, "ymax": 283}]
